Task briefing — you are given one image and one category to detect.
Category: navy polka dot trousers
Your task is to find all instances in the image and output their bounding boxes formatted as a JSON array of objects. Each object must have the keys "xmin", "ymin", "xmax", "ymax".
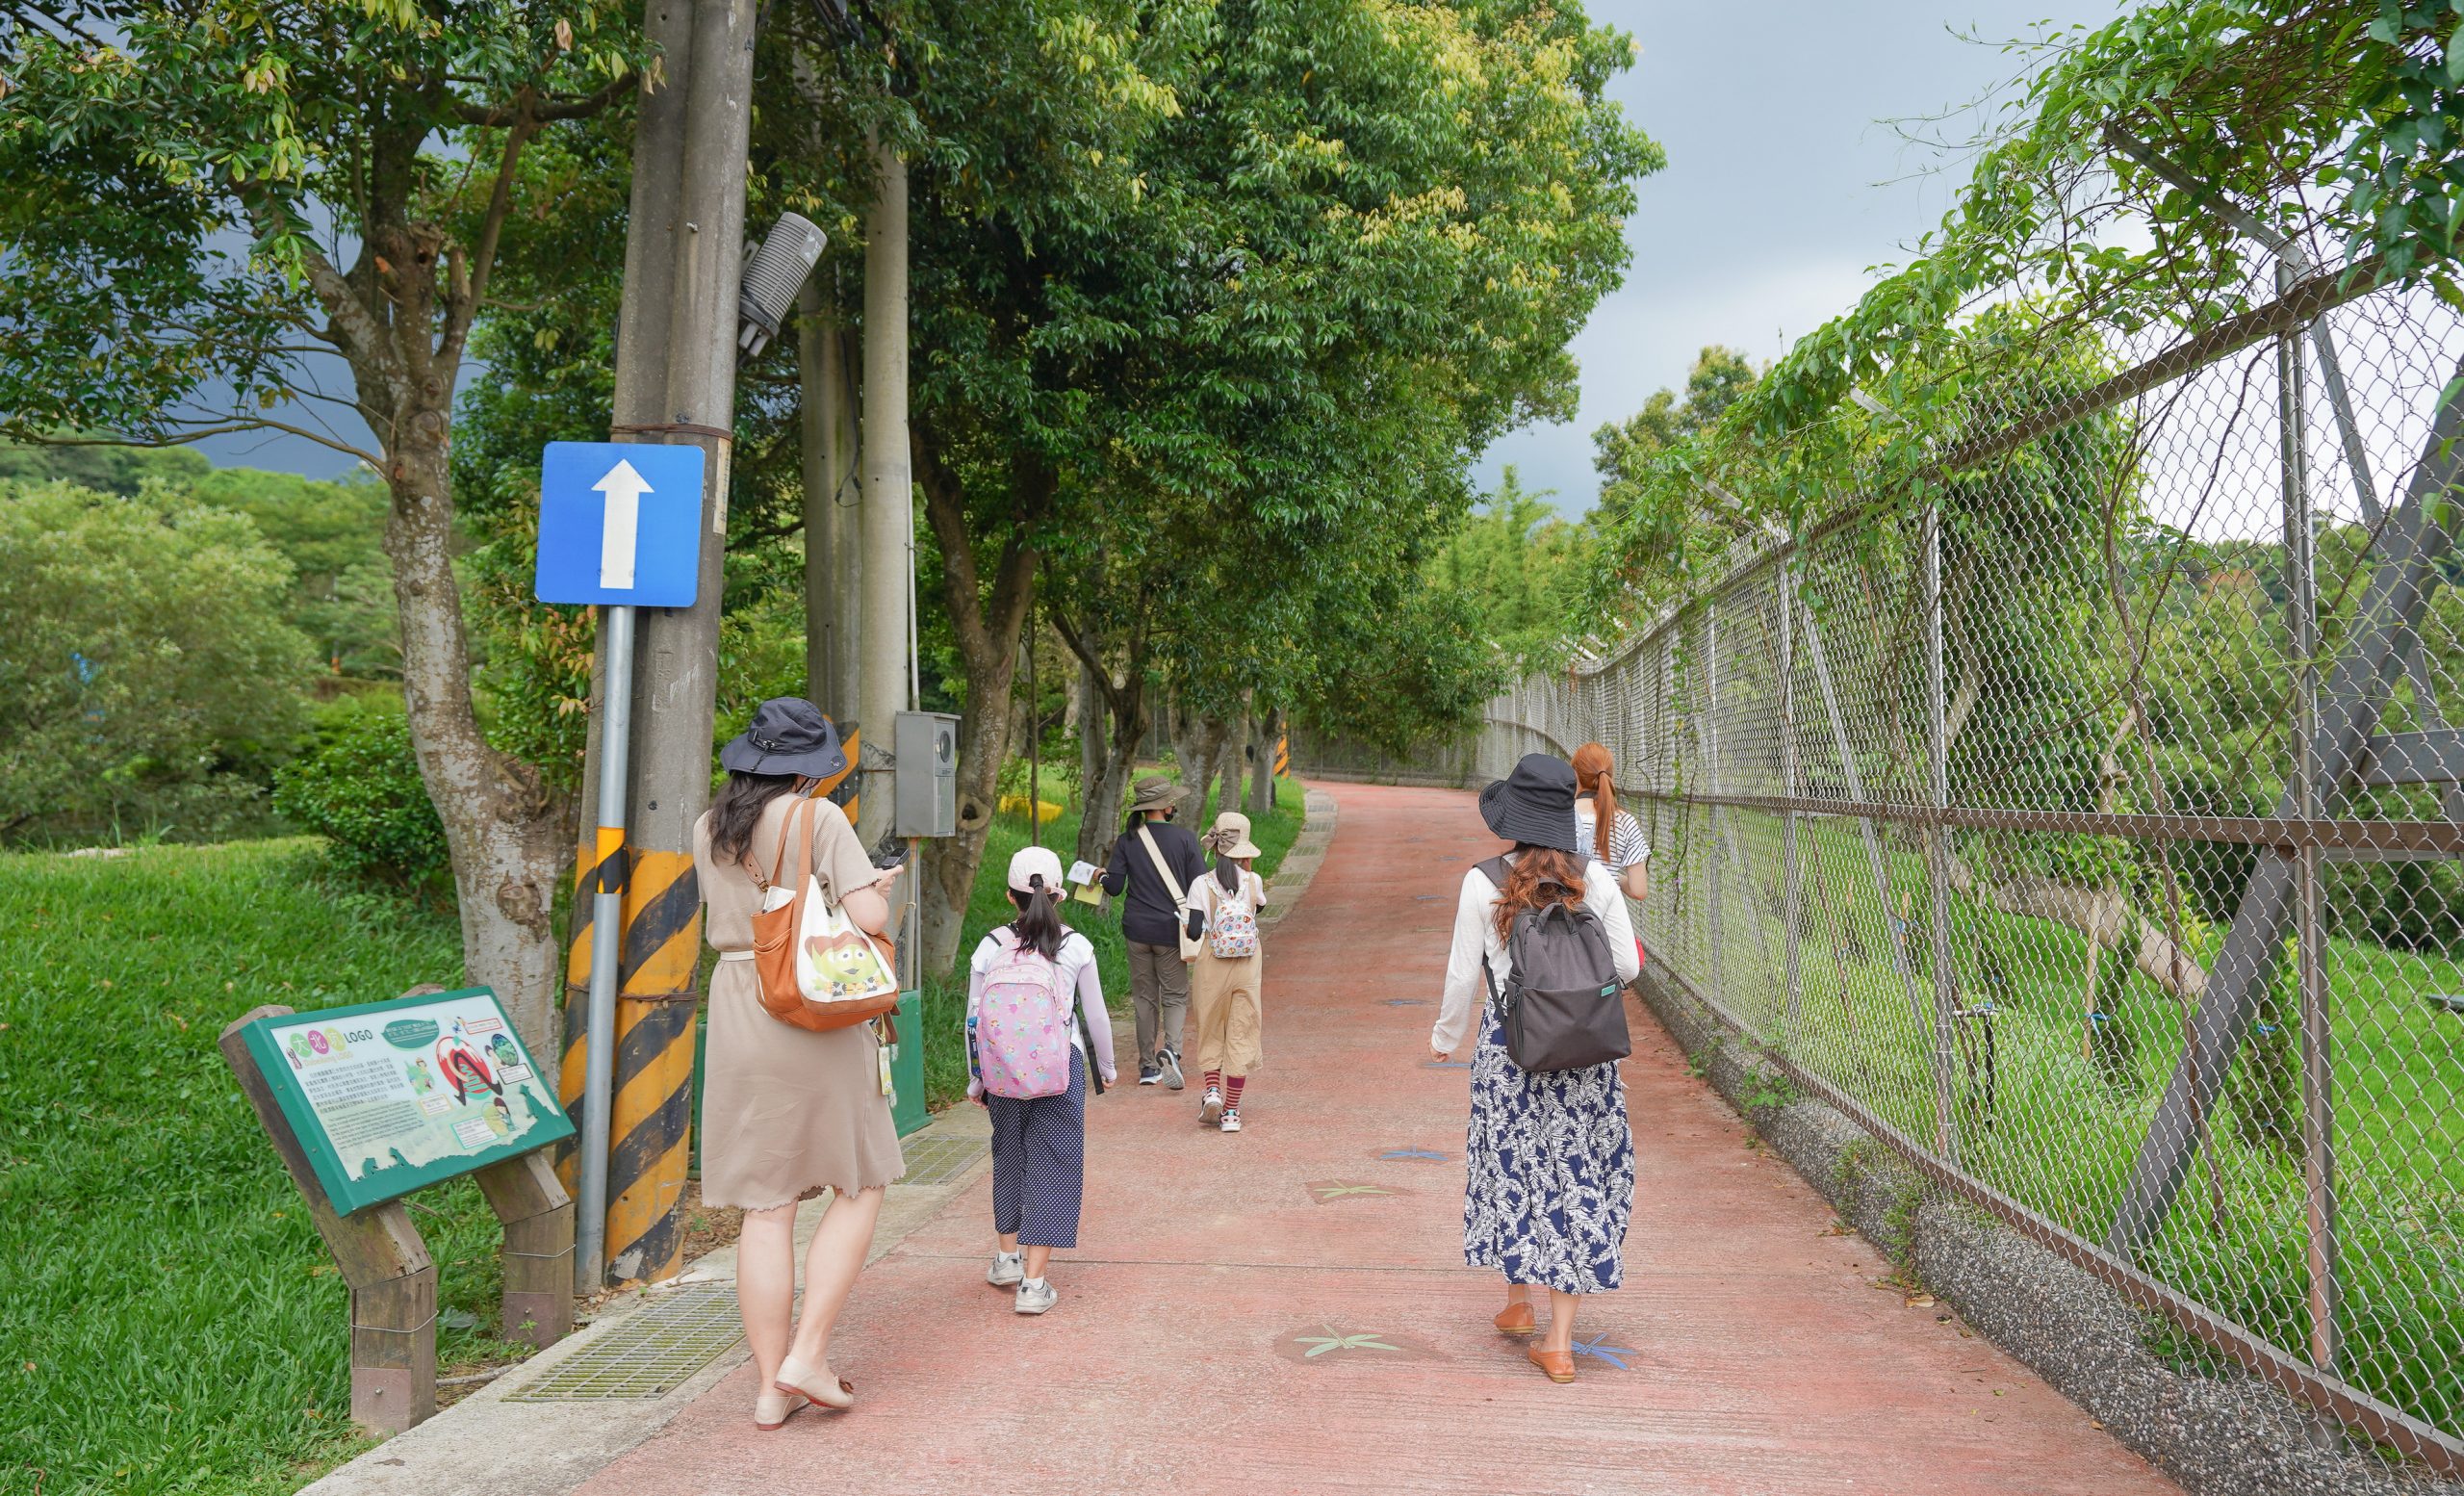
[{"xmin": 988, "ymin": 1045, "xmax": 1087, "ymax": 1249}]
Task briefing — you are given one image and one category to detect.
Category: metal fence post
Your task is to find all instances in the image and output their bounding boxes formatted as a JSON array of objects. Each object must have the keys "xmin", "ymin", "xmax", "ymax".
[
  {"xmin": 2280, "ymin": 257, "xmax": 2342, "ymax": 1372},
  {"xmin": 1780, "ymin": 545, "xmax": 1805, "ymax": 1045},
  {"xmin": 1705, "ymin": 603, "xmax": 1725, "ymax": 1006},
  {"xmin": 1922, "ymin": 503, "xmax": 1959, "ymax": 1160}
]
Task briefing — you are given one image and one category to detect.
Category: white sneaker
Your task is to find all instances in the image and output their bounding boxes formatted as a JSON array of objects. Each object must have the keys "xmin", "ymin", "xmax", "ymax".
[
  {"xmin": 1198, "ymin": 1088, "xmax": 1223, "ymax": 1125},
  {"xmin": 987, "ymin": 1250, "xmax": 1023, "ymax": 1287},
  {"xmin": 1160, "ymin": 1048, "xmax": 1185, "ymax": 1091},
  {"xmin": 1014, "ymin": 1277, "xmax": 1058, "ymax": 1315},
  {"xmin": 1219, "ymin": 1108, "xmax": 1243, "ymax": 1134}
]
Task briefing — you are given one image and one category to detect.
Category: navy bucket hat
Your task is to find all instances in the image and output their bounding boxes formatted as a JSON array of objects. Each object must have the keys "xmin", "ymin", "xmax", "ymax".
[{"xmin": 719, "ymin": 698, "xmax": 848, "ymax": 781}]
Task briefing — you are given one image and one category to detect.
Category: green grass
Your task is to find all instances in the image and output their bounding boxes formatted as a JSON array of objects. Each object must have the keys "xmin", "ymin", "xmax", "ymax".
[
  {"xmin": 0, "ymin": 772, "xmax": 1312, "ymax": 1494},
  {"xmin": 917, "ymin": 772, "xmax": 1307, "ymax": 1108},
  {"xmin": 0, "ymin": 839, "xmax": 525, "ymax": 1495},
  {"xmin": 1650, "ymin": 810, "xmax": 2464, "ymax": 1438}
]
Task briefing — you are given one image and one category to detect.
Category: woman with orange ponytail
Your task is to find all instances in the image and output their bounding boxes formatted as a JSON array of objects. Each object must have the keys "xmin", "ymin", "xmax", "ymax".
[{"xmin": 1571, "ymin": 742, "xmax": 1650, "ymax": 903}]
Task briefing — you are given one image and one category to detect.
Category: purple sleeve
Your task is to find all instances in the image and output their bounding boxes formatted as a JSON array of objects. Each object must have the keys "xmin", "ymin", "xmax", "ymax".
[
  {"xmin": 964, "ymin": 943, "xmax": 988, "ymax": 1099},
  {"xmin": 1075, "ymin": 953, "xmax": 1116, "ymax": 1078}
]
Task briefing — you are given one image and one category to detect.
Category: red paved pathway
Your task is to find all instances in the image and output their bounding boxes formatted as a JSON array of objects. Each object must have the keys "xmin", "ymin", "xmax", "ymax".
[{"xmin": 581, "ymin": 782, "xmax": 2178, "ymax": 1496}]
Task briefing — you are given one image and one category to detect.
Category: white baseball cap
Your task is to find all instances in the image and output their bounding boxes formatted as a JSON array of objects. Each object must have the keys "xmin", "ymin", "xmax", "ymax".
[{"xmin": 1008, "ymin": 844, "xmax": 1065, "ymax": 894}]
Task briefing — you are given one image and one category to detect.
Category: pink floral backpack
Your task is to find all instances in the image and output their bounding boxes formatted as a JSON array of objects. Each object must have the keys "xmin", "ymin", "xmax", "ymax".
[{"xmin": 970, "ymin": 931, "xmax": 1074, "ymax": 1098}]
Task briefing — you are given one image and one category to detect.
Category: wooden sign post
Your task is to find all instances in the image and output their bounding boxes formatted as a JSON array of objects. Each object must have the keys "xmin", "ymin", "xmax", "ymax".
[{"xmin": 220, "ymin": 988, "xmax": 578, "ymax": 1434}]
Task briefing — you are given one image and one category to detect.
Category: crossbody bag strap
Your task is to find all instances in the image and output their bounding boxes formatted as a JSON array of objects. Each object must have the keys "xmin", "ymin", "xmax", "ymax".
[
  {"xmin": 744, "ymin": 796, "xmax": 792, "ymax": 893},
  {"xmin": 1476, "ymin": 854, "xmax": 1517, "ymax": 1020},
  {"xmin": 789, "ymin": 797, "xmax": 816, "ymax": 899},
  {"xmin": 1137, "ymin": 825, "xmax": 1188, "ymax": 907}
]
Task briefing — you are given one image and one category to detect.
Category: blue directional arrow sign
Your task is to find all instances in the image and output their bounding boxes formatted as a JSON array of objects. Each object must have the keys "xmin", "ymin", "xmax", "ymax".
[{"xmin": 533, "ymin": 441, "xmax": 706, "ymax": 606}]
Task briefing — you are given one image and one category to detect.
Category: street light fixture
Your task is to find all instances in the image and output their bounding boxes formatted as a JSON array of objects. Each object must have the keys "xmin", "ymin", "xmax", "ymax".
[{"xmin": 737, "ymin": 212, "xmax": 827, "ymax": 360}]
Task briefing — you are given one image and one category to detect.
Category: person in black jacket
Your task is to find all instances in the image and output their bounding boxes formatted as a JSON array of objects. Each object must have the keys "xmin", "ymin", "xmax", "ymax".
[{"xmin": 1101, "ymin": 776, "xmax": 1208, "ymax": 1087}]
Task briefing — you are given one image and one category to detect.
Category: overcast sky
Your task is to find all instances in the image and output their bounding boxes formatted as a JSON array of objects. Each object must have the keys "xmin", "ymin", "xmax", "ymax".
[
  {"xmin": 1474, "ymin": 0, "xmax": 2129, "ymax": 515},
  {"xmin": 192, "ymin": 0, "xmax": 2131, "ymax": 498}
]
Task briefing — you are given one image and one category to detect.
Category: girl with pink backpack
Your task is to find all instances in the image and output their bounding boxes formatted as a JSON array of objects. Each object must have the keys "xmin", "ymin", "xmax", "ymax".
[{"xmin": 966, "ymin": 845, "xmax": 1117, "ymax": 1314}]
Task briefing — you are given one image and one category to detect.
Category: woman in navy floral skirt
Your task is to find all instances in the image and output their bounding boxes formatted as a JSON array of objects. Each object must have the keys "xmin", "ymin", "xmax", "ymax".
[{"xmin": 1430, "ymin": 754, "xmax": 1642, "ymax": 1383}]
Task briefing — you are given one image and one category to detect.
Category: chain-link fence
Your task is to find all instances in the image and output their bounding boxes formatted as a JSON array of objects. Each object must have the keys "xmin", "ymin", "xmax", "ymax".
[{"xmin": 1476, "ymin": 190, "xmax": 2464, "ymax": 1466}]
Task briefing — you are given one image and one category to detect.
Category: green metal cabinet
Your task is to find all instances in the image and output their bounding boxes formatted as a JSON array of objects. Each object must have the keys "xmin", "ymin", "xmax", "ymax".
[{"xmin": 889, "ymin": 991, "xmax": 927, "ymax": 1137}]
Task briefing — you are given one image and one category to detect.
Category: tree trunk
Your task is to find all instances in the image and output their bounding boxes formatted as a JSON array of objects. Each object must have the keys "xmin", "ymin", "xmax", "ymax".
[
  {"xmin": 913, "ymin": 429, "xmax": 1040, "ymax": 974},
  {"xmin": 1167, "ymin": 708, "xmax": 1224, "ymax": 822},
  {"xmin": 1073, "ymin": 654, "xmax": 1098, "ymax": 810},
  {"xmin": 1946, "ymin": 859, "xmax": 2208, "ymax": 1003},
  {"xmin": 1054, "ymin": 613, "xmax": 1148, "ymax": 866},
  {"xmin": 1211, "ymin": 712, "xmax": 1245, "ymax": 824},
  {"xmin": 1249, "ymin": 707, "xmax": 1280, "ymax": 815},
  {"xmin": 1089, "ymin": 689, "xmax": 1142, "ymax": 861},
  {"xmin": 381, "ymin": 423, "xmax": 568, "ymax": 1049}
]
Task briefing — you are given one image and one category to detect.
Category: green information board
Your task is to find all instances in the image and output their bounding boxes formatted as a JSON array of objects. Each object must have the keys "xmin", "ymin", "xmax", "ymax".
[{"xmin": 238, "ymin": 987, "xmax": 575, "ymax": 1216}]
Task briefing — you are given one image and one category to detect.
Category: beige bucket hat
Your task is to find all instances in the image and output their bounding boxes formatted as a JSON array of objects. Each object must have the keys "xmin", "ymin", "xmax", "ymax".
[
  {"xmin": 1127, "ymin": 775, "xmax": 1179, "ymax": 813},
  {"xmin": 1205, "ymin": 811, "xmax": 1263, "ymax": 860}
]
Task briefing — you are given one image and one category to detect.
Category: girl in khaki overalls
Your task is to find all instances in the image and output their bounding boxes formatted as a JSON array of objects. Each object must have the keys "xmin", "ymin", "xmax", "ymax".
[{"xmin": 1182, "ymin": 811, "xmax": 1267, "ymax": 1133}]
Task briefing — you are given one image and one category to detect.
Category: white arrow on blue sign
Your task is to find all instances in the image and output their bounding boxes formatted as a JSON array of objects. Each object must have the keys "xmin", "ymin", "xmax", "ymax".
[{"xmin": 533, "ymin": 441, "xmax": 707, "ymax": 606}]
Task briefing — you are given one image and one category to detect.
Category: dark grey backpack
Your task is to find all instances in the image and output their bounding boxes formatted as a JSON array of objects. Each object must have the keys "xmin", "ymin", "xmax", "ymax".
[{"xmin": 1476, "ymin": 855, "xmax": 1632, "ymax": 1072}]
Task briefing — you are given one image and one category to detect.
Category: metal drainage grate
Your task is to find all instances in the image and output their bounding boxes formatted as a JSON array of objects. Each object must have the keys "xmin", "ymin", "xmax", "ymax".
[
  {"xmin": 896, "ymin": 1133, "xmax": 981, "ymax": 1186},
  {"xmin": 503, "ymin": 1283, "xmax": 743, "ymax": 1401}
]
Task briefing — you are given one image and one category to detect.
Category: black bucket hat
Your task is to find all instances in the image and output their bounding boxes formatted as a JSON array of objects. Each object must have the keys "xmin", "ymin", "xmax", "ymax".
[
  {"xmin": 1478, "ymin": 753, "xmax": 1580, "ymax": 854},
  {"xmin": 719, "ymin": 698, "xmax": 848, "ymax": 781}
]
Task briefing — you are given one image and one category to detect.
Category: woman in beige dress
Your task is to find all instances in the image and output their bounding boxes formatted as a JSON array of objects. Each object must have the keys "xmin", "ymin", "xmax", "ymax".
[{"xmin": 694, "ymin": 699, "xmax": 904, "ymax": 1430}]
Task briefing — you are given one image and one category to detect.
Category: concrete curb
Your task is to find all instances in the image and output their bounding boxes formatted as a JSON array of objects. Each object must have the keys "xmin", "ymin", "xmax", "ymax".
[
  {"xmin": 1257, "ymin": 785, "xmax": 1338, "ymax": 928},
  {"xmin": 1631, "ymin": 965, "xmax": 2463, "ymax": 1496},
  {"xmin": 297, "ymin": 1108, "xmax": 995, "ymax": 1496}
]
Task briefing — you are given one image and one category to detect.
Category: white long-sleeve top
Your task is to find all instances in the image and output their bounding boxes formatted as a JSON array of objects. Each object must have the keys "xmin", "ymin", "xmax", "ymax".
[
  {"xmin": 1432, "ymin": 857, "xmax": 1641, "ymax": 1057},
  {"xmin": 965, "ymin": 927, "xmax": 1117, "ymax": 1097}
]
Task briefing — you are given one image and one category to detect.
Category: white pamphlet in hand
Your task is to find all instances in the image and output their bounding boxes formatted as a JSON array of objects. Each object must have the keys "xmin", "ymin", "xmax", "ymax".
[{"xmin": 1067, "ymin": 860, "xmax": 1102, "ymax": 887}]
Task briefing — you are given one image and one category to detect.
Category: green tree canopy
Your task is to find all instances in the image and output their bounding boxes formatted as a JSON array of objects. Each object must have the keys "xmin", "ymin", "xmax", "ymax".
[
  {"xmin": 1425, "ymin": 467, "xmax": 1598, "ymax": 668},
  {"xmin": 0, "ymin": 479, "xmax": 317, "ymax": 843}
]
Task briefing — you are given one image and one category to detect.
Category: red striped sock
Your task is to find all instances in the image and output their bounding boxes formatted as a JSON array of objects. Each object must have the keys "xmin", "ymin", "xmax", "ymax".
[
  {"xmin": 1224, "ymin": 1075, "xmax": 1245, "ymax": 1109},
  {"xmin": 1204, "ymin": 1070, "xmax": 1223, "ymax": 1092}
]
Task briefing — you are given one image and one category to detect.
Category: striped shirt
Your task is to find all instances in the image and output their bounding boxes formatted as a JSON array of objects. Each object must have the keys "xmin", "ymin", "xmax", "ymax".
[{"xmin": 1575, "ymin": 807, "xmax": 1649, "ymax": 871}]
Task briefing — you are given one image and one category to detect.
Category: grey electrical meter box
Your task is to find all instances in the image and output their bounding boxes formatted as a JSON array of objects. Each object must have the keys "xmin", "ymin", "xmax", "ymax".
[{"xmin": 893, "ymin": 711, "xmax": 961, "ymax": 837}]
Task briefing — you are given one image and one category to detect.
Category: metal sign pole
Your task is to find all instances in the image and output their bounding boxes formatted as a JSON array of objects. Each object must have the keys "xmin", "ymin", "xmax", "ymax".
[{"xmin": 577, "ymin": 603, "xmax": 635, "ymax": 1290}]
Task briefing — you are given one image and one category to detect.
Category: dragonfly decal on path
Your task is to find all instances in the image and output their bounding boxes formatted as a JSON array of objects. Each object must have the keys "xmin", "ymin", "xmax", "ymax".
[
  {"xmin": 1305, "ymin": 1179, "xmax": 1399, "ymax": 1203},
  {"xmin": 1568, "ymin": 1331, "xmax": 1639, "ymax": 1370},
  {"xmin": 1295, "ymin": 1328, "xmax": 1401, "ymax": 1358}
]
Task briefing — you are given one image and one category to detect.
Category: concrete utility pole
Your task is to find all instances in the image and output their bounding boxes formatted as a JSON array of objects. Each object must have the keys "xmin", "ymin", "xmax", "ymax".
[
  {"xmin": 560, "ymin": 0, "xmax": 692, "ymax": 1292},
  {"xmin": 797, "ymin": 275, "xmax": 861, "ymax": 722},
  {"xmin": 561, "ymin": 0, "xmax": 761, "ymax": 1291},
  {"xmin": 857, "ymin": 136, "xmax": 911, "ymax": 849}
]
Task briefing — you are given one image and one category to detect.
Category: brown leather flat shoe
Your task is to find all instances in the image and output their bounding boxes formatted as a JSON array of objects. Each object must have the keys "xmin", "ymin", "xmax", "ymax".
[
  {"xmin": 1493, "ymin": 1302, "xmax": 1539, "ymax": 1337},
  {"xmin": 1527, "ymin": 1344, "xmax": 1576, "ymax": 1383}
]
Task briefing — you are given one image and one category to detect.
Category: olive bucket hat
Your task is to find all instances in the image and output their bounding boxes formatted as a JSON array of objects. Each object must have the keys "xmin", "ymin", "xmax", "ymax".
[
  {"xmin": 719, "ymin": 697, "xmax": 849, "ymax": 781},
  {"xmin": 1478, "ymin": 753, "xmax": 1580, "ymax": 854}
]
